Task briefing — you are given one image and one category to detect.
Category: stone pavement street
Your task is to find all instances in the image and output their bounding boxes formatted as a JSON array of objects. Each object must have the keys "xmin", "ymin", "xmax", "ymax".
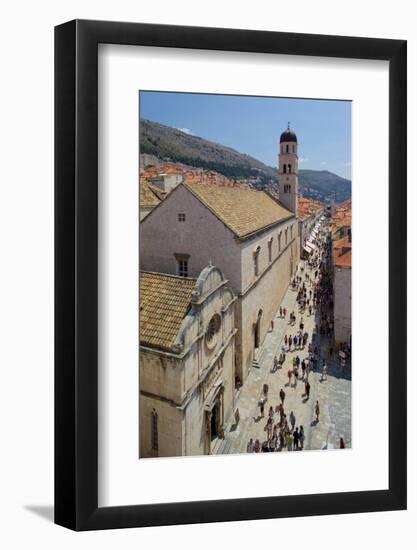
[{"xmin": 217, "ymin": 234, "xmax": 351, "ymax": 455}]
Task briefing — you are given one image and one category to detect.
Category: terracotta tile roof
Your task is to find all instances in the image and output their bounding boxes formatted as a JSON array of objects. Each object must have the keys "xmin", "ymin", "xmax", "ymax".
[
  {"xmin": 140, "ymin": 180, "xmax": 161, "ymax": 208},
  {"xmin": 140, "ymin": 271, "xmax": 196, "ymax": 352},
  {"xmin": 334, "ymin": 248, "xmax": 352, "ymax": 268},
  {"xmin": 141, "ymin": 163, "xmax": 250, "ymax": 189},
  {"xmin": 298, "ymin": 197, "xmax": 324, "ymax": 221},
  {"xmin": 147, "ymin": 182, "xmax": 167, "ymax": 201},
  {"xmin": 332, "ymin": 200, "xmax": 352, "ymax": 228},
  {"xmin": 333, "ymin": 236, "xmax": 352, "ymax": 268},
  {"xmin": 185, "ymin": 183, "xmax": 294, "ymax": 238}
]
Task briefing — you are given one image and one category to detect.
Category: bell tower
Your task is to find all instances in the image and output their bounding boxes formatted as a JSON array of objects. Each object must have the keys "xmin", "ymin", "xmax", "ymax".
[{"xmin": 278, "ymin": 123, "xmax": 298, "ymax": 214}]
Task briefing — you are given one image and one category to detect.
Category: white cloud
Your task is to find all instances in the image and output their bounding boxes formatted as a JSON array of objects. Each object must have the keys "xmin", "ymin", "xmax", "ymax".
[
  {"xmin": 177, "ymin": 127, "xmax": 194, "ymax": 135},
  {"xmin": 299, "ymin": 157, "xmax": 309, "ymax": 163}
]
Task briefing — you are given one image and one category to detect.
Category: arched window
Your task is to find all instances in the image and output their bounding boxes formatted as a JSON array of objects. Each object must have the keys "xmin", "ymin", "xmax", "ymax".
[
  {"xmin": 278, "ymin": 232, "xmax": 282, "ymax": 252},
  {"xmin": 151, "ymin": 409, "xmax": 158, "ymax": 451},
  {"xmin": 286, "ymin": 144, "xmax": 289, "ymax": 153},
  {"xmin": 292, "ymin": 145, "xmax": 295, "ymax": 153},
  {"xmin": 206, "ymin": 314, "xmax": 221, "ymax": 349},
  {"xmin": 288, "ymin": 164, "xmax": 292, "ymax": 173},
  {"xmin": 283, "ymin": 164, "xmax": 287, "ymax": 174},
  {"xmin": 268, "ymin": 238, "xmax": 273, "ymax": 262},
  {"xmin": 285, "ymin": 228, "xmax": 288, "ymax": 246},
  {"xmin": 290, "ymin": 224, "xmax": 293, "ymax": 239}
]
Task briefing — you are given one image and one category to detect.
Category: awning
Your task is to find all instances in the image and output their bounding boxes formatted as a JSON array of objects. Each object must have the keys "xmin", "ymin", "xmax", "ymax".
[
  {"xmin": 306, "ymin": 240, "xmax": 316, "ymax": 249},
  {"xmin": 303, "ymin": 245, "xmax": 313, "ymax": 254}
]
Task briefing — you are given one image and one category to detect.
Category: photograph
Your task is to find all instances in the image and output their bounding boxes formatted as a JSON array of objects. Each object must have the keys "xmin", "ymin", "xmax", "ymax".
[{"xmin": 139, "ymin": 92, "xmax": 352, "ymax": 458}]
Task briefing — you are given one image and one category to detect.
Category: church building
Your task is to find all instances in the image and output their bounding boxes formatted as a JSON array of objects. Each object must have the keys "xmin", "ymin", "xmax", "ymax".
[
  {"xmin": 140, "ymin": 265, "xmax": 236, "ymax": 457},
  {"xmin": 140, "ymin": 125, "xmax": 300, "ymax": 389}
]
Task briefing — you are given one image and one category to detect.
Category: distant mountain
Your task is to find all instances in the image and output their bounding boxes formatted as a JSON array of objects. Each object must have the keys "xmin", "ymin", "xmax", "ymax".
[
  {"xmin": 299, "ymin": 170, "xmax": 351, "ymax": 204},
  {"xmin": 140, "ymin": 119, "xmax": 351, "ymax": 203}
]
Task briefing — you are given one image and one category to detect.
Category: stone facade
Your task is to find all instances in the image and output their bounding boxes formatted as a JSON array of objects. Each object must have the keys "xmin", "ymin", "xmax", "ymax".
[
  {"xmin": 278, "ymin": 127, "xmax": 299, "ymax": 214},
  {"xmin": 333, "ymin": 264, "xmax": 352, "ymax": 344},
  {"xmin": 140, "ymin": 265, "xmax": 236, "ymax": 458}
]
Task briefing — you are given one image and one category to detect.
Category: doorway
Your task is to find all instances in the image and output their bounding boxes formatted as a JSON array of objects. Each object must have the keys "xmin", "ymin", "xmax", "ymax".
[
  {"xmin": 254, "ymin": 309, "xmax": 262, "ymax": 350},
  {"xmin": 210, "ymin": 400, "xmax": 220, "ymax": 441}
]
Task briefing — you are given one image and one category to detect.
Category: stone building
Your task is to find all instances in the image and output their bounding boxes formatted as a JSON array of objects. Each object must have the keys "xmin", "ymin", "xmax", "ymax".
[
  {"xmin": 149, "ymin": 172, "xmax": 184, "ymax": 194},
  {"xmin": 140, "ymin": 180, "xmax": 299, "ymax": 386},
  {"xmin": 139, "ymin": 265, "xmax": 236, "ymax": 457},
  {"xmin": 332, "ymin": 235, "xmax": 352, "ymax": 345}
]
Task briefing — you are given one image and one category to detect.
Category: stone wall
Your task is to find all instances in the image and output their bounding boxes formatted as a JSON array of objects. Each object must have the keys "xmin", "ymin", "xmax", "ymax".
[
  {"xmin": 334, "ymin": 266, "xmax": 352, "ymax": 344},
  {"xmin": 140, "ymin": 394, "xmax": 183, "ymax": 458},
  {"xmin": 238, "ymin": 234, "xmax": 297, "ymax": 381}
]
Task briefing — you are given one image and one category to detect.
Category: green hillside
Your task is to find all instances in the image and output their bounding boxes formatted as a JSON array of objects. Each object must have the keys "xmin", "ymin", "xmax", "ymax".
[{"xmin": 140, "ymin": 119, "xmax": 351, "ymax": 203}]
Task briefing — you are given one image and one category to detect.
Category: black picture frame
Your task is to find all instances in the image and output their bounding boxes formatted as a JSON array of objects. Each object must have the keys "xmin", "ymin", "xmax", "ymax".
[{"xmin": 55, "ymin": 19, "xmax": 407, "ymax": 531}]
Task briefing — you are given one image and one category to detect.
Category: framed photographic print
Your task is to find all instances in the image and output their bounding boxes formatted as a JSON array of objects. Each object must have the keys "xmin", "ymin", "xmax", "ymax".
[{"xmin": 55, "ymin": 20, "xmax": 407, "ymax": 530}]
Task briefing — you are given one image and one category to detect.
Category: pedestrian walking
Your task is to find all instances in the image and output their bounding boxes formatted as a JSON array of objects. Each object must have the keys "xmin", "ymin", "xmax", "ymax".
[
  {"xmin": 305, "ymin": 380, "xmax": 311, "ymax": 400},
  {"xmin": 268, "ymin": 406, "xmax": 274, "ymax": 420},
  {"xmin": 340, "ymin": 436, "xmax": 345, "ymax": 449},
  {"xmin": 321, "ymin": 362, "xmax": 327, "ymax": 382},
  {"xmin": 259, "ymin": 398, "xmax": 265, "ymax": 417},
  {"xmin": 285, "ymin": 431, "xmax": 293, "ymax": 451},
  {"xmin": 315, "ymin": 400, "xmax": 320, "ymax": 423},
  {"xmin": 299, "ymin": 426, "xmax": 305, "ymax": 450},
  {"xmin": 284, "ymin": 334, "xmax": 288, "ymax": 348},
  {"xmin": 247, "ymin": 438, "xmax": 254, "ymax": 452},
  {"xmin": 280, "ymin": 306, "xmax": 283, "ymax": 317},
  {"xmin": 283, "ymin": 307, "xmax": 287, "ymax": 317},
  {"xmin": 293, "ymin": 427, "xmax": 300, "ymax": 450},
  {"xmin": 280, "ymin": 388, "xmax": 286, "ymax": 405},
  {"xmin": 288, "ymin": 335, "xmax": 293, "ymax": 349},
  {"xmin": 290, "ymin": 411, "xmax": 296, "ymax": 431},
  {"xmin": 266, "ymin": 417, "xmax": 273, "ymax": 439},
  {"xmin": 287, "ymin": 369, "xmax": 293, "ymax": 386},
  {"xmin": 273, "ymin": 355, "xmax": 279, "ymax": 372}
]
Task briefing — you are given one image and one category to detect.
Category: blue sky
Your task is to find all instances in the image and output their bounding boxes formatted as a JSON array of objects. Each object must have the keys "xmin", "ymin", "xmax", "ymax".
[{"xmin": 140, "ymin": 91, "xmax": 351, "ymax": 180}]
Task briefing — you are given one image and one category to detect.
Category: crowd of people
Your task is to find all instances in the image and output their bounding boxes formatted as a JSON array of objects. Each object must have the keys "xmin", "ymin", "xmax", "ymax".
[{"xmin": 246, "ymin": 220, "xmax": 346, "ymax": 453}]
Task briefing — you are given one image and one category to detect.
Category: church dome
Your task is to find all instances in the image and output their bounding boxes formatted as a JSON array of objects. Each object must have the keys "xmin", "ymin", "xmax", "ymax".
[{"xmin": 280, "ymin": 126, "xmax": 297, "ymax": 143}]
